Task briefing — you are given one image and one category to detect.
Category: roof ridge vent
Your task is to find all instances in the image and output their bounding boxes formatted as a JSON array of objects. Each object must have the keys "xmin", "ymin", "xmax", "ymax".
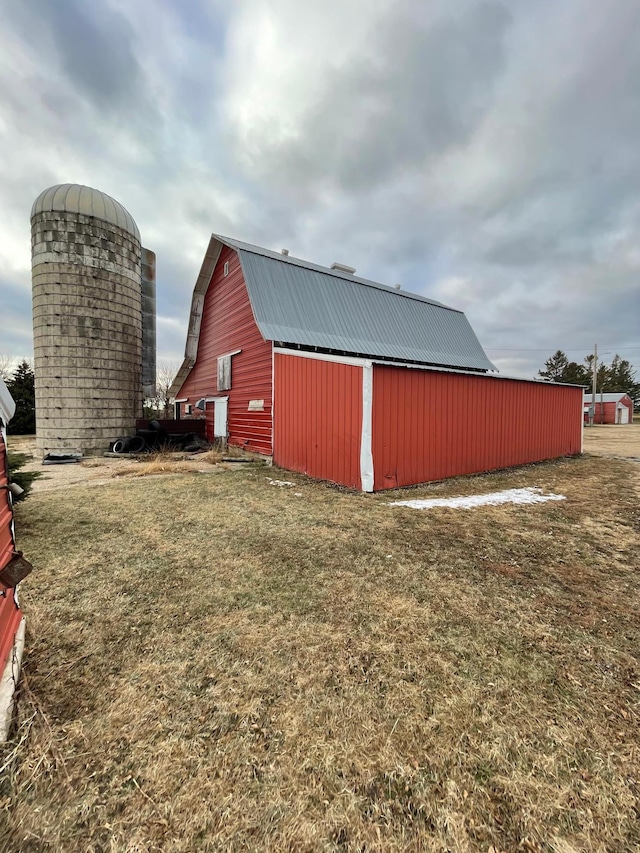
[
  {"xmin": 394, "ymin": 284, "xmax": 401, "ymax": 290},
  {"xmin": 281, "ymin": 249, "xmax": 289, "ymax": 255},
  {"xmin": 330, "ymin": 262, "xmax": 356, "ymax": 274}
]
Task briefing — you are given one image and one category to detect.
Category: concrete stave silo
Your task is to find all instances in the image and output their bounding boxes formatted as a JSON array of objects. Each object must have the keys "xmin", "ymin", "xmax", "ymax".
[
  {"xmin": 141, "ymin": 247, "xmax": 157, "ymax": 400},
  {"xmin": 31, "ymin": 183, "xmax": 154, "ymax": 455}
]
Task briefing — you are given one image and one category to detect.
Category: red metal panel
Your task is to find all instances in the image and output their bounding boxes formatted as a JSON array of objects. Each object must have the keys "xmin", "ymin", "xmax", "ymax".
[
  {"xmin": 372, "ymin": 366, "xmax": 584, "ymax": 490},
  {"xmin": 274, "ymin": 354, "xmax": 363, "ymax": 489},
  {"xmin": 601, "ymin": 401, "xmax": 618, "ymax": 424},
  {"xmin": 0, "ymin": 433, "xmax": 22, "ymax": 675},
  {"xmin": 177, "ymin": 247, "xmax": 273, "ymax": 454},
  {"xmin": 589, "ymin": 397, "xmax": 633, "ymax": 424},
  {"xmin": 0, "ymin": 437, "xmax": 13, "ymax": 573}
]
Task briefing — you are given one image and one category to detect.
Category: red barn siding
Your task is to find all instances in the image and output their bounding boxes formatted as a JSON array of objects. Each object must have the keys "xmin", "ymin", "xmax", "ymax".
[
  {"xmin": 274, "ymin": 353, "xmax": 363, "ymax": 489},
  {"xmin": 372, "ymin": 367, "xmax": 583, "ymax": 490},
  {"xmin": 177, "ymin": 246, "xmax": 273, "ymax": 454},
  {"xmin": 0, "ymin": 432, "xmax": 22, "ymax": 675},
  {"xmin": 589, "ymin": 399, "xmax": 633, "ymax": 424}
]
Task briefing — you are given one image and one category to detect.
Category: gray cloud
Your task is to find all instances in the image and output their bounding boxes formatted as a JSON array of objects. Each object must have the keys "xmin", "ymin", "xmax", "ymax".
[
  {"xmin": 31, "ymin": 0, "xmax": 142, "ymax": 108},
  {"xmin": 227, "ymin": 2, "xmax": 511, "ymax": 193},
  {"xmin": 0, "ymin": 278, "xmax": 34, "ymax": 358},
  {"xmin": 0, "ymin": 0, "xmax": 638, "ymax": 381}
]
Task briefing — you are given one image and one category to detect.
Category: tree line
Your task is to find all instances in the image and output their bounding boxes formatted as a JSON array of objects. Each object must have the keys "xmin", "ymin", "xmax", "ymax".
[
  {"xmin": 1, "ymin": 351, "xmax": 637, "ymax": 434},
  {"xmin": 538, "ymin": 351, "xmax": 639, "ymax": 409},
  {"xmin": 1, "ymin": 358, "xmax": 179, "ymax": 434}
]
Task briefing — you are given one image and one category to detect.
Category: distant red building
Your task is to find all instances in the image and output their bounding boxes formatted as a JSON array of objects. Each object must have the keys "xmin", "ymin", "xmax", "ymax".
[
  {"xmin": 171, "ymin": 235, "xmax": 583, "ymax": 491},
  {"xmin": 583, "ymin": 392, "xmax": 634, "ymax": 425}
]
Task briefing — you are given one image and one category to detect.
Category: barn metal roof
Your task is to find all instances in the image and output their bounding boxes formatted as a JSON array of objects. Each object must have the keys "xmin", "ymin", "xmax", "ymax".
[
  {"xmin": 170, "ymin": 234, "xmax": 496, "ymax": 396},
  {"xmin": 217, "ymin": 236, "xmax": 450, "ymax": 305},
  {"xmin": 31, "ymin": 183, "xmax": 140, "ymax": 241},
  {"xmin": 583, "ymin": 391, "xmax": 631, "ymax": 403},
  {"xmin": 229, "ymin": 236, "xmax": 493, "ymax": 369}
]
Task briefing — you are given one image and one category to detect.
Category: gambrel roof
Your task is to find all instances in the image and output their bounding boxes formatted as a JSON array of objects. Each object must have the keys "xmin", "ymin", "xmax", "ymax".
[{"xmin": 171, "ymin": 234, "xmax": 495, "ymax": 395}]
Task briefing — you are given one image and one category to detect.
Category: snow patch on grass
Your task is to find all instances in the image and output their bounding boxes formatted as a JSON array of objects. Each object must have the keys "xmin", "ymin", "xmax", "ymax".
[{"xmin": 388, "ymin": 487, "xmax": 566, "ymax": 510}]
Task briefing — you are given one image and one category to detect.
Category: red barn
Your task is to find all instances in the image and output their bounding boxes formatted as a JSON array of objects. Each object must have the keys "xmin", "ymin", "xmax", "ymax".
[
  {"xmin": 583, "ymin": 392, "xmax": 634, "ymax": 425},
  {"xmin": 171, "ymin": 236, "xmax": 583, "ymax": 491},
  {"xmin": 0, "ymin": 379, "xmax": 28, "ymax": 741}
]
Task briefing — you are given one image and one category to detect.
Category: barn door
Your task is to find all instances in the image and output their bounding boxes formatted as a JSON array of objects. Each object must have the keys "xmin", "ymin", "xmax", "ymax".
[{"xmin": 213, "ymin": 397, "xmax": 229, "ymax": 439}]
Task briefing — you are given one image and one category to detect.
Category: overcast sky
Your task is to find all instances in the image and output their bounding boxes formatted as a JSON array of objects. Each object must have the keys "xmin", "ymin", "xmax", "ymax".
[{"xmin": 1, "ymin": 0, "xmax": 639, "ymax": 378}]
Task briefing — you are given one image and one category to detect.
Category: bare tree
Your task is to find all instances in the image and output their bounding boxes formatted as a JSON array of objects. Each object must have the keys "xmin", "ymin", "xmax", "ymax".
[
  {"xmin": 145, "ymin": 362, "xmax": 181, "ymax": 418},
  {"xmin": 0, "ymin": 355, "xmax": 15, "ymax": 382}
]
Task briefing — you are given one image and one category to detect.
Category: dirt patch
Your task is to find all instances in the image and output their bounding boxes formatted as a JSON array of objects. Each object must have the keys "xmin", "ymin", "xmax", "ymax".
[
  {"xmin": 582, "ymin": 422, "xmax": 640, "ymax": 458},
  {"xmin": 6, "ymin": 436, "xmax": 253, "ymax": 492}
]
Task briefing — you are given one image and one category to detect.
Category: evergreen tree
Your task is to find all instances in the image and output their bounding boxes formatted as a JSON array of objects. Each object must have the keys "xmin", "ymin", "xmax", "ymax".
[
  {"xmin": 6, "ymin": 360, "xmax": 35, "ymax": 435},
  {"xmin": 538, "ymin": 350, "xmax": 569, "ymax": 381},
  {"xmin": 540, "ymin": 351, "xmax": 639, "ymax": 410},
  {"xmin": 583, "ymin": 355, "xmax": 608, "ymax": 393},
  {"xmin": 604, "ymin": 354, "xmax": 640, "ymax": 409},
  {"xmin": 538, "ymin": 351, "xmax": 589, "ymax": 385},
  {"xmin": 562, "ymin": 360, "xmax": 589, "ymax": 386}
]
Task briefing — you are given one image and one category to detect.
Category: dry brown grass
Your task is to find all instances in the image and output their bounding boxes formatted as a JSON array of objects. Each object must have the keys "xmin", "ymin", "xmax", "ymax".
[
  {"xmin": 196, "ymin": 448, "xmax": 224, "ymax": 465},
  {"xmin": 111, "ymin": 450, "xmax": 225, "ymax": 479},
  {"xmin": 111, "ymin": 458, "xmax": 203, "ymax": 479},
  {"xmin": 1, "ymin": 455, "xmax": 639, "ymax": 851}
]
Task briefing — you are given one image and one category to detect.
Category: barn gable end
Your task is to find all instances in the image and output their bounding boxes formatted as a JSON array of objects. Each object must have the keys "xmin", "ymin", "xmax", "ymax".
[{"xmin": 175, "ymin": 246, "xmax": 273, "ymax": 454}]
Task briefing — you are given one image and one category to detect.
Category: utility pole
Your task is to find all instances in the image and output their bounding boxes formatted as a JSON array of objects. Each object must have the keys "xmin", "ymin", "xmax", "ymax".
[{"xmin": 590, "ymin": 343, "xmax": 598, "ymax": 427}]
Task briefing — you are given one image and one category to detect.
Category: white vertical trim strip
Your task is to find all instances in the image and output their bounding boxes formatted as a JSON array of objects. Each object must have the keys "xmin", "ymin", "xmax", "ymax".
[
  {"xmin": 0, "ymin": 618, "xmax": 25, "ymax": 743},
  {"xmin": 360, "ymin": 362, "xmax": 374, "ymax": 492},
  {"xmin": 271, "ymin": 342, "xmax": 275, "ymax": 454},
  {"xmin": 0, "ymin": 379, "xmax": 15, "ymax": 427}
]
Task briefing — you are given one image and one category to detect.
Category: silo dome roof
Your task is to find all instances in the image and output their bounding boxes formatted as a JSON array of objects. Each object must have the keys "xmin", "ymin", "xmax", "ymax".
[{"xmin": 31, "ymin": 183, "xmax": 140, "ymax": 242}]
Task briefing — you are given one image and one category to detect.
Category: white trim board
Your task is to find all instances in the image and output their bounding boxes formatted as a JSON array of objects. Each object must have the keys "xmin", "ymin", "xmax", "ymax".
[
  {"xmin": 271, "ymin": 342, "xmax": 275, "ymax": 453},
  {"xmin": 0, "ymin": 618, "xmax": 25, "ymax": 743},
  {"xmin": 0, "ymin": 379, "xmax": 15, "ymax": 426},
  {"xmin": 360, "ymin": 363, "xmax": 374, "ymax": 492}
]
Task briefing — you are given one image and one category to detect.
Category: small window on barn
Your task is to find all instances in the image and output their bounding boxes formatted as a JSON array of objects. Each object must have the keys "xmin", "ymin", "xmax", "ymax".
[
  {"xmin": 217, "ymin": 355, "xmax": 232, "ymax": 391},
  {"xmin": 223, "ymin": 261, "xmax": 229, "ymax": 276},
  {"xmin": 185, "ymin": 403, "xmax": 192, "ymax": 415}
]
